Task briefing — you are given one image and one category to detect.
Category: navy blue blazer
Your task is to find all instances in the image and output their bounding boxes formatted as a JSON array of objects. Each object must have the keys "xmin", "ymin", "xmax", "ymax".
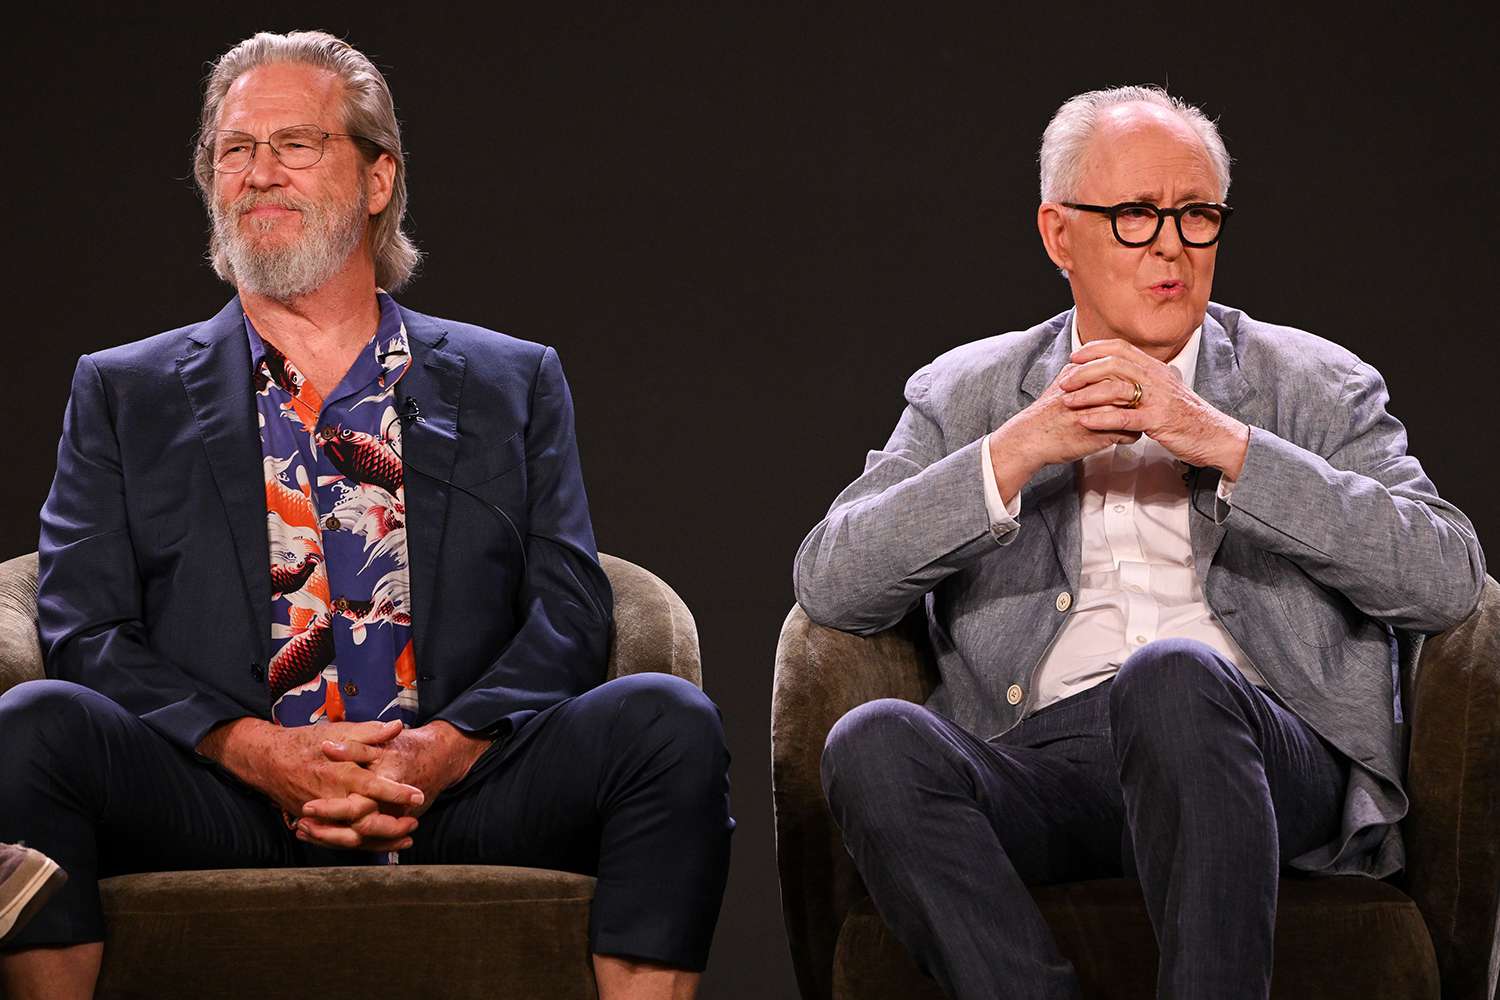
[{"xmin": 37, "ymin": 298, "xmax": 613, "ymax": 753}]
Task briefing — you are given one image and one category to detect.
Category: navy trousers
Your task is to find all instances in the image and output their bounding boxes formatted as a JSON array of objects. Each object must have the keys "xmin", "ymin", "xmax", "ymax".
[
  {"xmin": 821, "ymin": 638, "xmax": 1348, "ymax": 1000},
  {"xmin": 0, "ymin": 672, "xmax": 733, "ymax": 971}
]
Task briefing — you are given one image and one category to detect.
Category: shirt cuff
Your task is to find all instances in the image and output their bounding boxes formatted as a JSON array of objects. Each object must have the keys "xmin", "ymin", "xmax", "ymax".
[{"xmin": 980, "ymin": 432, "xmax": 1022, "ymax": 538}]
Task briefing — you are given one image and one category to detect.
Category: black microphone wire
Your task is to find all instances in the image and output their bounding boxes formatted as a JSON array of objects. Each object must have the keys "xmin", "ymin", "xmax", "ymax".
[{"xmin": 382, "ymin": 398, "xmax": 529, "ymax": 574}]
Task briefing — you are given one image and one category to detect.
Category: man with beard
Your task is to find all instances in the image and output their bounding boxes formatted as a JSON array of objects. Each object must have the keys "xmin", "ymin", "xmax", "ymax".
[
  {"xmin": 796, "ymin": 86, "xmax": 1484, "ymax": 999},
  {"xmin": 0, "ymin": 31, "xmax": 731, "ymax": 1000}
]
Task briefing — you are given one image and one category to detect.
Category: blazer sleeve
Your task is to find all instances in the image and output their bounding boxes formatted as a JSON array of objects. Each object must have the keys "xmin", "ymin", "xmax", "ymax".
[
  {"xmin": 37, "ymin": 355, "xmax": 247, "ymax": 753},
  {"xmin": 432, "ymin": 346, "xmax": 614, "ymax": 735},
  {"xmin": 793, "ymin": 366, "xmax": 1011, "ymax": 635},
  {"xmin": 1215, "ymin": 359, "xmax": 1485, "ymax": 633}
]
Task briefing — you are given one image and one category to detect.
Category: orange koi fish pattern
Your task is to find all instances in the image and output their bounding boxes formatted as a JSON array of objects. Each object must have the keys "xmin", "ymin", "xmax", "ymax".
[{"xmin": 252, "ymin": 293, "xmax": 418, "ymax": 727}]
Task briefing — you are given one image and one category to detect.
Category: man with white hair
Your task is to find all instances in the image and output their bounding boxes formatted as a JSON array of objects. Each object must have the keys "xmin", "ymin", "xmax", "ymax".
[
  {"xmin": 0, "ymin": 30, "xmax": 731, "ymax": 1000},
  {"xmin": 797, "ymin": 85, "xmax": 1483, "ymax": 999}
]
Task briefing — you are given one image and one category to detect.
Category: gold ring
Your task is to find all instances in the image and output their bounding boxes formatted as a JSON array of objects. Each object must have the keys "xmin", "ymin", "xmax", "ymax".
[{"xmin": 1125, "ymin": 381, "xmax": 1143, "ymax": 409}]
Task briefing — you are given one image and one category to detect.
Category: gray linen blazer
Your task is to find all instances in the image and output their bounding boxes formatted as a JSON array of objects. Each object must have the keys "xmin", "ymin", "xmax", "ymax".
[{"xmin": 794, "ymin": 302, "xmax": 1485, "ymax": 876}]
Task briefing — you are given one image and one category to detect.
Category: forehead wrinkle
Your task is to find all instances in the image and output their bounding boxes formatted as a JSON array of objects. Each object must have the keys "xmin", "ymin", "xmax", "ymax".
[
  {"xmin": 1127, "ymin": 189, "xmax": 1213, "ymax": 205},
  {"xmin": 1086, "ymin": 146, "xmax": 1218, "ymax": 203}
]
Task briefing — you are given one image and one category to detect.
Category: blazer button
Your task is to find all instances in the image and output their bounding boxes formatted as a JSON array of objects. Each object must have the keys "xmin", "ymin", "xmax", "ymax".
[
  {"xmin": 1006, "ymin": 684, "xmax": 1024, "ymax": 706},
  {"xmin": 249, "ymin": 663, "xmax": 263, "ymax": 682},
  {"xmin": 1055, "ymin": 592, "xmax": 1072, "ymax": 612}
]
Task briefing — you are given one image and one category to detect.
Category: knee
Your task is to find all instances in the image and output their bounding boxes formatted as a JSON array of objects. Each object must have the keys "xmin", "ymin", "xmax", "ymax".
[
  {"xmin": 604, "ymin": 672, "xmax": 726, "ymax": 763},
  {"xmin": 1109, "ymin": 638, "xmax": 1236, "ymax": 723},
  {"xmin": 821, "ymin": 699, "xmax": 939, "ymax": 803},
  {"xmin": 0, "ymin": 679, "xmax": 104, "ymax": 777}
]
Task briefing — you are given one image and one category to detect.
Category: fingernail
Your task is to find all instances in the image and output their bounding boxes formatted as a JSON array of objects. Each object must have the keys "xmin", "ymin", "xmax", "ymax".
[
  {"xmin": 411, "ymin": 792, "xmax": 425, "ymax": 805},
  {"xmin": 325, "ymin": 741, "xmax": 344, "ymax": 751}
]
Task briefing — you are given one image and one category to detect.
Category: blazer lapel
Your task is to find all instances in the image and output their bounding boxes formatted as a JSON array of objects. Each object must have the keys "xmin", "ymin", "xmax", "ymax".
[
  {"xmin": 1020, "ymin": 314, "xmax": 1081, "ymax": 592},
  {"xmin": 176, "ymin": 297, "xmax": 272, "ymax": 660},
  {"xmin": 395, "ymin": 307, "xmax": 467, "ymax": 672},
  {"xmin": 1189, "ymin": 309, "xmax": 1260, "ymax": 582}
]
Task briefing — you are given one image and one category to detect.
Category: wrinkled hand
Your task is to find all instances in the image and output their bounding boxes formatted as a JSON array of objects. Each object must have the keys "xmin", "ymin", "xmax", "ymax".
[
  {"xmin": 987, "ymin": 362, "xmax": 1143, "ymax": 501},
  {"xmin": 198, "ymin": 718, "xmax": 425, "ymax": 852},
  {"xmin": 296, "ymin": 721, "xmax": 490, "ymax": 850},
  {"xmin": 1059, "ymin": 339, "xmax": 1249, "ymax": 476}
]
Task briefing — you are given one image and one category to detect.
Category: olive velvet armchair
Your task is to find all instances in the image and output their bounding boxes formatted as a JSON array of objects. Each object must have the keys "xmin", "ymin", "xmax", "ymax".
[
  {"xmin": 772, "ymin": 578, "xmax": 1500, "ymax": 1000},
  {"xmin": 0, "ymin": 550, "xmax": 701, "ymax": 1000}
]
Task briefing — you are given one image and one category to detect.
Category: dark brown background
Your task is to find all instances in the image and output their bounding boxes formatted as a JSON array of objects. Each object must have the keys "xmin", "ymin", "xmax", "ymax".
[{"xmin": 5, "ymin": 4, "xmax": 1496, "ymax": 997}]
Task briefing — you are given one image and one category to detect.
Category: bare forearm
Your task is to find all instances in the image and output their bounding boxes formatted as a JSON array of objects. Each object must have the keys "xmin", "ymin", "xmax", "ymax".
[
  {"xmin": 987, "ymin": 424, "xmax": 1041, "ymax": 506},
  {"xmin": 418, "ymin": 720, "xmax": 491, "ymax": 789},
  {"xmin": 196, "ymin": 717, "xmax": 275, "ymax": 783},
  {"xmin": 1205, "ymin": 414, "xmax": 1250, "ymax": 481}
]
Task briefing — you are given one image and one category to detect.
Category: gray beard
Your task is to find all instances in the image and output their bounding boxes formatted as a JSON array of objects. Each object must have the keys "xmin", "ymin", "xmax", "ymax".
[{"xmin": 211, "ymin": 182, "xmax": 368, "ymax": 302}]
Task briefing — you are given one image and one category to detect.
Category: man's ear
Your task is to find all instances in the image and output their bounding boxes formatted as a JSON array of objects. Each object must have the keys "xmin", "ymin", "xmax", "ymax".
[
  {"xmin": 1037, "ymin": 202, "xmax": 1073, "ymax": 273},
  {"xmin": 366, "ymin": 152, "xmax": 397, "ymax": 216}
]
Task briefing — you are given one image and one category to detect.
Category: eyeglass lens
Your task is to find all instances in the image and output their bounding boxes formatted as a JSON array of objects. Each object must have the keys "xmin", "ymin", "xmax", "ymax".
[
  {"xmin": 210, "ymin": 126, "xmax": 327, "ymax": 172},
  {"xmin": 1115, "ymin": 205, "xmax": 1224, "ymax": 246}
]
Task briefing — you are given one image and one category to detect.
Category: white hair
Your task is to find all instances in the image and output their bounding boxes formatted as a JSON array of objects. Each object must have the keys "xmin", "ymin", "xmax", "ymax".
[
  {"xmin": 194, "ymin": 30, "xmax": 421, "ymax": 291},
  {"xmin": 1038, "ymin": 85, "xmax": 1231, "ymax": 204}
]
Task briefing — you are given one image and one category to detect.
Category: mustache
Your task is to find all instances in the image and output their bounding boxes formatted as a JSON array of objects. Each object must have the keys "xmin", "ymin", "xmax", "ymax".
[{"xmin": 229, "ymin": 192, "xmax": 314, "ymax": 218}]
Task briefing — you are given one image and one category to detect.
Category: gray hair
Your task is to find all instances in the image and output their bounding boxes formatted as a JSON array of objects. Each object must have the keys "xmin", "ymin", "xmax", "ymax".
[
  {"xmin": 193, "ymin": 30, "xmax": 421, "ymax": 291},
  {"xmin": 1038, "ymin": 85, "xmax": 1231, "ymax": 204}
]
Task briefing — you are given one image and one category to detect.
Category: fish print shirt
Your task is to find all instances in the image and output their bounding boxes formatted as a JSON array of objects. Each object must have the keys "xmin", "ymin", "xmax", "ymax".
[{"xmin": 251, "ymin": 293, "xmax": 418, "ymax": 727}]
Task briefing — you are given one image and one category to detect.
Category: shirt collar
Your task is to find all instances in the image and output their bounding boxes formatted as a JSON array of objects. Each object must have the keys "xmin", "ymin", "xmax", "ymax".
[{"xmin": 1069, "ymin": 311, "xmax": 1203, "ymax": 388}]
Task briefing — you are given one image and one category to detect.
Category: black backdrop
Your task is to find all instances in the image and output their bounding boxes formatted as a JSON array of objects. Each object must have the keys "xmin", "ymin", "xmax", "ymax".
[{"xmin": 6, "ymin": 4, "xmax": 1497, "ymax": 997}]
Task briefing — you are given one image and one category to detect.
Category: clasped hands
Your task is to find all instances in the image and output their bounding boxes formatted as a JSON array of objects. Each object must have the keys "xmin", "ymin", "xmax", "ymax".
[
  {"xmin": 300, "ymin": 719, "xmax": 491, "ymax": 851},
  {"xmin": 988, "ymin": 338, "xmax": 1250, "ymax": 501},
  {"xmin": 203, "ymin": 716, "xmax": 491, "ymax": 853}
]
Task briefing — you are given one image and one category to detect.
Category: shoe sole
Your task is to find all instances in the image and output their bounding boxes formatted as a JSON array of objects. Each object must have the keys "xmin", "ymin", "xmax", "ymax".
[{"xmin": 0, "ymin": 851, "xmax": 67, "ymax": 944}]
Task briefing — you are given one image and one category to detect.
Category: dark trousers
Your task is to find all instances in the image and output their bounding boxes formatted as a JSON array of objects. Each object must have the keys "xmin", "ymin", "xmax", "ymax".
[
  {"xmin": 0, "ymin": 672, "xmax": 733, "ymax": 971},
  {"xmin": 821, "ymin": 638, "xmax": 1348, "ymax": 1000}
]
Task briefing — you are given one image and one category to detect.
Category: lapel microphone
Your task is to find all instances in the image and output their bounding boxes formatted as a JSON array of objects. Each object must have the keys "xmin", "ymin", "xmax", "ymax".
[{"xmin": 388, "ymin": 395, "xmax": 528, "ymax": 572}]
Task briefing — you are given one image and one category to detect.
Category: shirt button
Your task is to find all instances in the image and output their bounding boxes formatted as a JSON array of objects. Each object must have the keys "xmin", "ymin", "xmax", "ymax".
[
  {"xmin": 1055, "ymin": 592, "xmax": 1072, "ymax": 612},
  {"xmin": 1006, "ymin": 684, "xmax": 1024, "ymax": 706},
  {"xmin": 1128, "ymin": 584, "xmax": 1143, "ymax": 594},
  {"xmin": 1113, "ymin": 504, "xmax": 1126, "ymax": 513},
  {"xmin": 342, "ymin": 682, "xmax": 359, "ymax": 697},
  {"xmin": 1135, "ymin": 635, "xmax": 1148, "ymax": 644},
  {"xmin": 324, "ymin": 515, "xmax": 341, "ymax": 531}
]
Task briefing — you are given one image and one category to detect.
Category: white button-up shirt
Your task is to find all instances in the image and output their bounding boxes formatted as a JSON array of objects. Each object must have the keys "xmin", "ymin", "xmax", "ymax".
[{"xmin": 981, "ymin": 316, "xmax": 1263, "ymax": 713}]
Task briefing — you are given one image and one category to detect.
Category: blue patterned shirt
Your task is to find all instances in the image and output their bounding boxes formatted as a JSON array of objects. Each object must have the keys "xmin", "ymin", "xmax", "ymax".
[{"xmin": 250, "ymin": 293, "xmax": 417, "ymax": 727}]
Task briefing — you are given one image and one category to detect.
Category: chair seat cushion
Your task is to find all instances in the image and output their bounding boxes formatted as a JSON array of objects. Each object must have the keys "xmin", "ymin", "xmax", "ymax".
[
  {"xmin": 834, "ymin": 876, "xmax": 1439, "ymax": 999},
  {"xmin": 95, "ymin": 865, "xmax": 598, "ymax": 1000}
]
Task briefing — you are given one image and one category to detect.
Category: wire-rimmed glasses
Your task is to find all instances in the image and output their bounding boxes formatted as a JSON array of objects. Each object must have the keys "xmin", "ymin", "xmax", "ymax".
[{"xmin": 204, "ymin": 124, "xmax": 369, "ymax": 173}]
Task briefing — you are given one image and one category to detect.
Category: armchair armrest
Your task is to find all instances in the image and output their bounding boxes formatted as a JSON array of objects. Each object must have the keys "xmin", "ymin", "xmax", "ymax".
[
  {"xmin": 1404, "ymin": 575, "xmax": 1500, "ymax": 1000},
  {"xmin": 598, "ymin": 553, "xmax": 702, "ymax": 688},
  {"xmin": 0, "ymin": 553, "xmax": 43, "ymax": 697},
  {"xmin": 771, "ymin": 604, "xmax": 938, "ymax": 1000}
]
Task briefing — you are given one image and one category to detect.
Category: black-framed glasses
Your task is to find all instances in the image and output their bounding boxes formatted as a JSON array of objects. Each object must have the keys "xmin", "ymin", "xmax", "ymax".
[
  {"xmin": 1061, "ymin": 201, "xmax": 1234, "ymax": 248},
  {"xmin": 204, "ymin": 124, "xmax": 370, "ymax": 173}
]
